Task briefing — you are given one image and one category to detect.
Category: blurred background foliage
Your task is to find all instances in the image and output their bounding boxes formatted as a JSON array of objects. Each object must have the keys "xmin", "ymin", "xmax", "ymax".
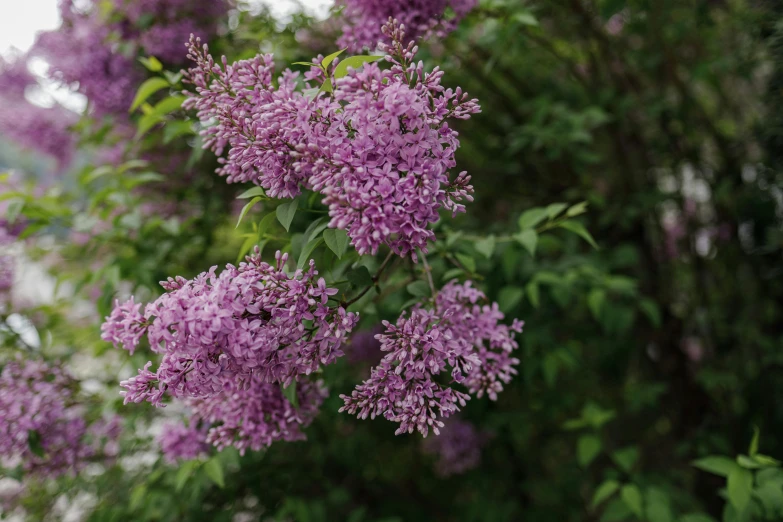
[{"xmin": 2, "ymin": 0, "xmax": 783, "ymax": 521}]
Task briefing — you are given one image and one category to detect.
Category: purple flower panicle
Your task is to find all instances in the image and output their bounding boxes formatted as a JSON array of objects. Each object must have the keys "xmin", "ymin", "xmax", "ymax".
[
  {"xmin": 421, "ymin": 418, "xmax": 488, "ymax": 476},
  {"xmin": 159, "ymin": 420, "xmax": 210, "ymax": 462},
  {"xmin": 339, "ymin": 280, "xmax": 523, "ymax": 436}
]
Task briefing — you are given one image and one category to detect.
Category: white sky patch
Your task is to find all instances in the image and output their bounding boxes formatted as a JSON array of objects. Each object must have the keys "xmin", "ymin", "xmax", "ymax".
[{"xmin": 0, "ymin": 0, "xmax": 61, "ymax": 56}]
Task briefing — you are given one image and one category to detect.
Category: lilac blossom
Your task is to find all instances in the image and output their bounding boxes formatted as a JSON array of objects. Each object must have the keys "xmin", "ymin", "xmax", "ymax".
[
  {"xmin": 184, "ymin": 19, "xmax": 479, "ymax": 258},
  {"xmin": 339, "ymin": 280, "xmax": 523, "ymax": 437},
  {"xmin": 159, "ymin": 420, "xmax": 210, "ymax": 462},
  {"xmin": 189, "ymin": 376, "xmax": 327, "ymax": 455},
  {"xmin": 103, "ymin": 249, "xmax": 358, "ymax": 407},
  {"xmin": 336, "ymin": 0, "xmax": 477, "ymax": 52},
  {"xmin": 0, "ymin": 359, "xmax": 120, "ymax": 478},
  {"xmin": 421, "ymin": 418, "xmax": 488, "ymax": 476}
]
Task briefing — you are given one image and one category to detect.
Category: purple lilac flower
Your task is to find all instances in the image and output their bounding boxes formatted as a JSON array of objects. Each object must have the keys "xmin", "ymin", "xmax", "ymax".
[
  {"xmin": 336, "ymin": 0, "xmax": 477, "ymax": 52},
  {"xmin": 158, "ymin": 420, "xmax": 210, "ymax": 462},
  {"xmin": 184, "ymin": 19, "xmax": 478, "ymax": 259},
  {"xmin": 0, "ymin": 359, "xmax": 119, "ymax": 478},
  {"xmin": 339, "ymin": 280, "xmax": 523, "ymax": 436},
  {"xmin": 421, "ymin": 418, "xmax": 488, "ymax": 476},
  {"xmin": 103, "ymin": 249, "xmax": 358, "ymax": 407},
  {"xmin": 189, "ymin": 376, "xmax": 327, "ymax": 455}
]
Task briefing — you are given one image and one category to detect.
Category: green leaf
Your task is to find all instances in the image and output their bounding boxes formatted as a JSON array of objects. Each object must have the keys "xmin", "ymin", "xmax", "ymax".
[
  {"xmin": 319, "ymin": 78, "xmax": 334, "ymax": 93},
  {"xmin": 749, "ymin": 426, "xmax": 760, "ymax": 457},
  {"xmin": 518, "ymin": 208, "xmax": 548, "ymax": 230},
  {"xmin": 281, "ymin": 381, "xmax": 299, "ymax": 409},
  {"xmin": 545, "ymin": 202, "xmax": 568, "ymax": 219},
  {"xmin": 639, "ymin": 298, "xmax": 661, "ymax": 328},
  {"xmin": 323, "ymin": 228, "xmax": 350, "ymax": 258},
  {"xmin": 237, "ymin": 187, "xmax": 267, "ymax": 199},
  {"xmin": 204, "ymin": 458, "xmax": 225, "ymax": 488},
  {"xmin": 129, "ymin": 484, "xmax": 147, "ymax": 511},
  {"xmin": 514, "ymin": 230, "xmax": 538, "ymax": 257},
  {"xmin": 753, "ymin": 454, "xmax": 782, "ymax": 467},
  {"xmin": 257, "ymin": 212, "xmax": 280, "ymax": 238},
  {"xmin": 566, "ymin": 201, "xmax": 589, "ymax": 217},
  {"xmin": 442, "ymin": 268, "xmax": 464, "ymax": 282},
  {"xmin": 498, "ymin": 286, "xmax": 524, "ymax": 313},
  {"xmin": 175, "ymin": 460, "xmax": 199, "ymax": 492},
  {"xmin": 526, "ymin": 281, "xmax": 540, "ymax": 308},
  {"xmin": 135, "ymin": 113, "xmax": 164, "ymax": 139},
  {"xmin": 611, "ymin": 447, "xmax": 639, "ymax": 473},
  {"xmin": 292, "ymin": 61, "xmax": 318, "ymax": 67},
  {"xmin": 513, "ymin": 11, "xmax": 539, "ymax": 26},
  {"xmin": 236, "ymin": 197, "xmax": 264, "ymax": 228},
  {"xmin": 645, "ymin": 488, "xmax": 673, "ymax": 522},
  {"xmin": 620, "ymin": 484, "xmax": 644, "ymax": 519},
  {"xmin": 297, "ymin": 237, "xmax": 323, "ymax": 269},
  {"xmin": 475, "ymin": 235, "xmax": 496, "ymax": 259},
  {"xmin": 736, "ymin": 455, "xmax": 765, "ymax": 469},
  {"xmin": 28, "ymin": 430, "xmax": 45, "ymax": 458},
  {"xmin": 407, "ymin": 281, "xmax": 430, "ymax": 298},
  {"xmin": 693, "ymin": 456, "xmax": 739, "ymax": 477},
  {"xmin": 455, "ymin": 253, "xmax": 476, "ymax": 273},
  {"xmin": 321, "ymin": 48, "xmax": 347, "ymax": 70},
  {"xmin": 303, "ymin": 217, "xmax": 329, "ymax": 243},
  {"xmin": 237, "ymin": 235, "xmax": 257, "ymax": 264},
  {"xmin": 679, "ymin": 515, "xmax": 717, "ymax": 522},
  {"xmin": 347, "ymin": 266, "xmax": 373, "ymax": 288},
  {"xmin": 577, "ymin": 435, "xmax": 602, "ymax": 467},
  {"xmin": 334, "ymin": 55, "xmax": 385, "ymax": 78},
  {"xmin": 138, "ymin": 56, "xmax": 162, "ymax": 71},
  {"xmin": 276, "ymin": 201, "xmax": 298, "ymax": 231},
  {"xmin": 163, "ymin": 120, "xmax": 194, "ymax": 143},
  {"xmin": 727, "ymin": 466, "xmax": 753, "ymax": 513},
  {"xmin": 559, "ymin": 220, "xmax": 599, "ymax": 249},
  {"xmin": 151, "ymin": 95, "xmax": 185, "ymax": 116},
  {"xmin": 591, "ymin": 480, "xmax": 620, "ymax": 510},
  {"xmin": 130, "ymin": 77, "xmax": 170, "ymax": 112},
  {"xmin": 587, "ymin": 289, "xmax": 605, "ymax": 320}
]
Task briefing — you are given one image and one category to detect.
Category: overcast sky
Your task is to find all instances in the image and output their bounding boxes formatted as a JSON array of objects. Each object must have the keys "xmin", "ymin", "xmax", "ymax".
[{"xmin": 0, "ymin": 0, "xmax": 332, "ymax": 56}]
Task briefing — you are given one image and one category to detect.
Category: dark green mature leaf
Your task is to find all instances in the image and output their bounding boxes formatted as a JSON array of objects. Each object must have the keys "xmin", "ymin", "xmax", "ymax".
[
  {"xmin": 498, "ymin": 286, "xmax": 524, "ymax": 313},
  {"xmin": 693, "ymin": 456, "xmax": 739, "ymax": 477},
  {"xmin": 455, "ymin": 253, "xmax": 476, "ymax": 273},
  {"xmin": 559, "ymin": 220, "xmax": 599, "ymax": 249},
  {"xmin": 475, "ymin": 235, "xmax": 496, "ymax": 258},
  {"xmin": 276, "ymin": 201, "xmax": 298, "ymax": 231},
  {"xmin": 236, "ymin": 197, "xmax": 264, "ymax": 228},
  {"xmin": 620, "ymin": 484, "xmax": 644, "ymax": 519},
  {"xmin": 204, "ymin": 458, "xmax": 225, "ymax": 488},
  {"xmin": 347, "ymin": 266, "xmax": 373, "ymax": 288},
  {"xmin": 281, "ymin": 381, "xmax": 299, "ymax": 409},
  {"xmin": 28, "ymin": 430, "xmax": 45, "ymax": 457},
  {"xmin": 130, "ymin": 77, "xmax": 169, "ymax": 112},
  {"xmin": 334, "ymin": 55, "xmax": 384, "ymax": 79},
  {"xmin": 297, "ymin": 237, "xmax": 323, "ymax": 269},
  {"xmin": 591, "ymin": 480, "xmax": 620, "ymax": 510},
  {"xmin": 577, "ymin": 435, "xmax": 602, "ymax": 467},
  {"xmin": 407, "ymin": 281, "xmax": 430, "ymax": 298},
  {"xmin": 323, "ymin": 228, "xmax": 350, "ymax": 258},
  {"xmin": 612, "ymin": 447, "xmax": 639, "ymax": 473},
  {"xmin": 175, "ymin": 460, "xmax": 199, "ymax": 492},
  {"xmin": 518, "ymin": 208, "xmax": 548, "ymax": 230},
  {"xmin": 514, "ymin": 230, "xmax": 538, "ymax": 257}
]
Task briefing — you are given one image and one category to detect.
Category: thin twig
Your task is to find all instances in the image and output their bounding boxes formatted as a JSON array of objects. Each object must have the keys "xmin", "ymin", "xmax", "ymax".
[{"xmin": 342, "ymin": 250, "xmax": 395, "ymax": 307}]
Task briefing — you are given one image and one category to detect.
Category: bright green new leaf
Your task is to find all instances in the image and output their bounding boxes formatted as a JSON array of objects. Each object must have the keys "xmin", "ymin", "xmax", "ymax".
[
  {"xmin": 566, "ymin": 201, "xmax": 589, "ymax": 217},
  {"xmin": 591, "ymin": 480, "xmax": 620, "ymax": 510},
  {"xmin": 620, "ymin": 484, "xmax": 644, "ymax": 519},
  {"xmin": 475, "ymin": 235, "xmax": 496, "ymax": 259},
  {"xmin": 727, "ymin": 466, "xmax": 753, "ymax": 513},
  {"xmin": 276, "ymin": 201, "xmax": 298, "ymax": 231},
  {"xmin": 135, "ymin": 113, "xmax": 164, "ymax": 139},
  {"xmin": 334, "ymin": 55, "xmax": 385, "ymax": 79},
  {"xmin": 545, "ymin": 202, "xmax": 568, "ymax": 219},
  {"xmin": 513, "ymin": 11, "xmax": 539, "ymax": 26},
  {"xmin": 237, "ymin": 187, "xmax": 267, "ymax": 200},
  {"xmin": 559, "ymin": 220, "xmax": 599, "ymax": 249},
  {"xmin": 163, "ymin": 120, "xmax": 195, "ymax": 144},
  {"xmin": 577, "ymin": 434, "xmax": 602, "ymax": 467},
  {"xmin": 129, "ymin": 484, "xmax": 147, "ymax": 511},
  {"xmin": 692, "ymin": 456, "xmax": 739, "ymax": 477},
  {"xmin": 130, "ymin": 77, "xmax": 170, "ymax": 112},
  {"xmin": 236, "ymin": 197, "xmax": 264, "ymax": 228},
  {"xmin": 321, "ymin": 48, "xmax": 347, "ymax": 69},
  {"xmin": 204, "ymin": 458, "xmax": 225, "ymax": 488},
  {"xmin": 138, "ymin": 56, "xmax": 162, "ymax": 72},
  {"xmin": 518, "ymin": 208, "xmax": 548, "ymax": 230},
  {"xmin": 323, "ymin": 228, "xmax": 350, "ymax": 258},
  {"xmin": 514, "ymin": 230, "xmax": 538, "ymax": 257},
  {"xmin": 236, "ymin": 235, "xmax": 257, "ymax": 264},
  {"xmin": 749, "ymin": 426, "xmax": 760, "ymax": 457}
]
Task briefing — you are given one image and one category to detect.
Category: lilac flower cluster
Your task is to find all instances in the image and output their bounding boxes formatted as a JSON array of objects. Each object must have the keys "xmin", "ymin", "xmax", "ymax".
[
  {"xmin": 421, "ymin": 418, "xmax": 488, "ymax": 476},
  {"xmin": 339, "ymin": 280, "xmax": 523, "ymax": 436},
  {"xmin": 184, "ymin": 19, "xmax": 478, "ymax": 258},
  {"xmin": 102, "ymin": 249, "xmax": 357, "ymax": 406},
  {"xmin": 0, "ymin": 359, "xmax": 120, "ymax": 478},
  {"xmin": 0, "ymin": 56, "xmax": 77, "ymax": 170},
  {"xmin": 158, "ymin": 419, "xmax": 210, "ymax": 462},
  {"xmin": 336, "ymin": 0, "xmax": 477, "ymax": 52}
]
